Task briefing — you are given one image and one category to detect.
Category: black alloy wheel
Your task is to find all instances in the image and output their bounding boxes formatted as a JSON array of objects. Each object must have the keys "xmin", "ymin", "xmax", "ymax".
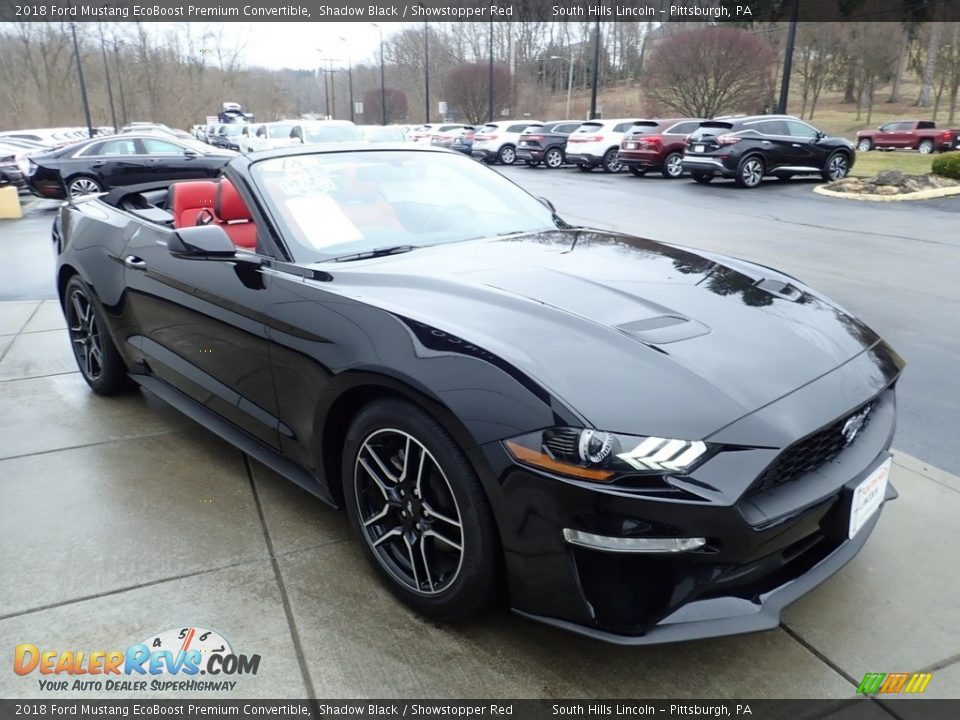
[
  {"xmin": 343, "ymin": 399, "xmax": 499, "ymax": 620},
  {"xmin": 735, "ymin": 156, "xmax": 765, "ymax": 188},
  {"xmin": 64, "ymin": 276, "xmax": 132, "ymax": 395}
]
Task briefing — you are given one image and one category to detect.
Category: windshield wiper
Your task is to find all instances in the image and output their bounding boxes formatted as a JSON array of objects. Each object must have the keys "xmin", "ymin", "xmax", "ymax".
[{"xmin": 328, "ymin": 245, "xmax": 420, "ymax": 263}]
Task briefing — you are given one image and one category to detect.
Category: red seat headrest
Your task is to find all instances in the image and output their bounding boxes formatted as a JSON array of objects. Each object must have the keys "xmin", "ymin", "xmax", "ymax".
[
  {"xmin": 169, "ymin": 181, "xmax": 217, "ymax": 228},
  {"xmin": 216, "ymin": 179, "xmax": 252, "ymax": 222}
]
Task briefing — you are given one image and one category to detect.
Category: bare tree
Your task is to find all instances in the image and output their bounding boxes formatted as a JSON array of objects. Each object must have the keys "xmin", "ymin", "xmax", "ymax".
[
  {"xmin": 795, "ymin": 24, "xmax": 842, "ymax": 120},
  {"xmin": 643, "ymin": 27, "xmax": 775, "ymax": 118},
  {"xmin": 917, "ymin": 20, "xmax": 943, "ymax": 107},
  {"xmin": 936, "ymin": 23, "xmax": 960, "ymax": 124},
  {"xmin": 443, "ymin": 63, "xmax": 512, "ymax": 125},
  {"xmin": 362, "ymin": 88, "xmax": 408, "ymax": 124},
  {"xmin": 844, "ymin": 23, "xmax": 900, "ymax": 124}
]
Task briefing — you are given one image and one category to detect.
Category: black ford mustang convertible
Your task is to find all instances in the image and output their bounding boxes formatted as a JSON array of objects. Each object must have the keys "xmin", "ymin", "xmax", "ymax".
[{"xmin": 54, "ymin": 144, "xmax": 904, "ymax": 644}]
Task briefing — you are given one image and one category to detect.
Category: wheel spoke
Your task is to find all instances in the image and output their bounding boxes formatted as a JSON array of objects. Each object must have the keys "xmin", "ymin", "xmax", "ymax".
[
  {"xmin": 83, "ymin": 345, "xmax": 94, "ymax": 377},
  {"xmin": 358, "ymin": 457, "xmax": 391, "ymax": 501},
  {"xmin": 362, "ymin": 502, "xmax": 390, "ymax": 528},
  {"xmin": 403, "ymin": 535, "xmax": 421, "ymax": 590},
  {"xmin": 419, "ymin": 538, "xmax": 435, "ymax": 591},
  {"xmin": 422, "ymin": 500, "xmax": 461, "ymax": 530},
  {"xmin": 372, "ymin": 526, "xmax": 403, "ymax": 548},
  {"xmin": 424, "ymin": 528, "xmax": 462, "ymax": 552},
  {"xmin": 364, "ymin": 443, "xmax": 399, "ymax": 484}
]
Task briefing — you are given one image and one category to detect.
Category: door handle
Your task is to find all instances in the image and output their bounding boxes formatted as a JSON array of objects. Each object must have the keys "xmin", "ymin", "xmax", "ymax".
[
  {"xmin": 761, "ymin": 140, "xmax": 772, "ymax": 145},
  {"xmin": 124, "ymin": 255, "xmax": 147, "ymax": 271},
  {"xmin": 792, "ymin": 143, "xmax": 801, "ymax": 148},
  {"xmin": 91, "ymin": 162, "xmax": 106, "ymax": 168}
]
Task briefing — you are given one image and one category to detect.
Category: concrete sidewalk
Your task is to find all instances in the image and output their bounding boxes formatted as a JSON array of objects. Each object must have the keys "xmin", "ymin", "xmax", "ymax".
[{"xmin": 1, "ymin": 299, "xmax": 957, "ymax": 703}]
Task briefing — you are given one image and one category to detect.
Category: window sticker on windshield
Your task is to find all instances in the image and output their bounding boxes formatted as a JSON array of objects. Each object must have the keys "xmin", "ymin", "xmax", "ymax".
[{"xmin": 285, "ymin": 195, "xmax": 363, "ymax": 249}]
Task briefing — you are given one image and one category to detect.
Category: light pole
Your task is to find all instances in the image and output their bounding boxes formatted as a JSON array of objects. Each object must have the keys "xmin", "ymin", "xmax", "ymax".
[
  {"xmin": 371, "ymin": 23, "xmax": 386, "ymax": 125},
  {"xmin": 777, "ymin": 0, "xmax": 801, "ymax": 114},
  {"xmin": 550, "ymin": 55, "xmax": 575, "ymax": 119},
  {"xmin": 589, "ymin": 20, "xmax": 601, "ymax": 120},
  {"xmin": 112, "ymin": 38, "xmax": 127, "ymax": 126},
  {"xmin": 339, "ymin": 36, "xmax": 354, "ymax": 123},
  {"xmin": 487, "ymin": 19, "xmax": 494, "ymax": 122},
  {"xmin": 424, "ymin": 21, "xmax": 430, "ymax": 123},
  {"xmin": 97, "ymin": 23, "xmax": 117, "ymax": 131},
  {"xmin": 69, "ymin": 23, "xmax": 95, "ymax": 138}
]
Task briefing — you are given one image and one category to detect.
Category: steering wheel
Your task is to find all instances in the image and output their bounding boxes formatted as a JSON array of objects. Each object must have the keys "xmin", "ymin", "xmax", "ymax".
[{"xmin": 423, "ymin": 203, "xmax": 483, "ymax": 234}]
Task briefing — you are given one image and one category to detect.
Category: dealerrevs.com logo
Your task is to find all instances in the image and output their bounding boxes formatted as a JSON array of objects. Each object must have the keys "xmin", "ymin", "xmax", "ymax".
[{"xmin": 14, "ymin": 626, "xmax": 261, "ymax": 693}]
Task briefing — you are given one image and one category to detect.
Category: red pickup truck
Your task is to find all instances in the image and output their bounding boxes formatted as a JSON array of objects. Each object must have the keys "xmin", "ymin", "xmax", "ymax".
[{"xmin": 855, "ymin": 120, "xmax": 960, "ymax": 154}]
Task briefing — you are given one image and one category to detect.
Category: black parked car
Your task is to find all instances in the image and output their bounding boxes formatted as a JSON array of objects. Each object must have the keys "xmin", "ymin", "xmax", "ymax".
[
  {"xmin": 26, "ymin": 135, "xmax": 236, "ymax": 199},
  {"xmin": 53, "ymin": 144, "xmax": 902, "ymax": 644},
  {"xmin": 515, "ymin": 120, "xmax": 581, "ymax": 168},
  {"xmin": 682, "ymin": 115, "xmax": 855, "ymax": 188}
]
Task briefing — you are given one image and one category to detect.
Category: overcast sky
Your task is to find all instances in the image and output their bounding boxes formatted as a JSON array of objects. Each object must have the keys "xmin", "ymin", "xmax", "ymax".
[{"xmin": 163, "ymin": 22, "xmax": 406, "ymax": 71}]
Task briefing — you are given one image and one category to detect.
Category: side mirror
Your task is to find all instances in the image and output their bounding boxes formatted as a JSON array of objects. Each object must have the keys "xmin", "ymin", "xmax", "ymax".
[
  {"xmin": 168, "ymin": 225, "xmax": 236, "ymax": 258},
  {"xmin": 538, "ymin": 196, "xmax": 556, "ymax": 213}
]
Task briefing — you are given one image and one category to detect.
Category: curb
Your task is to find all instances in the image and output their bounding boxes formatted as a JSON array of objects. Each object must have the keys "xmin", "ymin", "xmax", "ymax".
[
  {"xmin": 891, "ymin": 449, "xmax": 960, "ymax": 492},
  {"xmin": 814, "ymin": 183, "xmax": 960, "ymax": 202}
]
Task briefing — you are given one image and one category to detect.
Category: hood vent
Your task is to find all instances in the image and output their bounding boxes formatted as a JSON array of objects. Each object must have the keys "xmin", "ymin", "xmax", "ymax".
[{"xmin": 617, "ymin": 315, "xmax": 710, "ymax": 345}]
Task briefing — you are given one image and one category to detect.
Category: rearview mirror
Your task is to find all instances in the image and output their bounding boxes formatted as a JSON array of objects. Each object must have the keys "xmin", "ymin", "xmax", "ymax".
[{"xmin": 168, "ymin": 225, "xmax": 236, "ymax": 258}]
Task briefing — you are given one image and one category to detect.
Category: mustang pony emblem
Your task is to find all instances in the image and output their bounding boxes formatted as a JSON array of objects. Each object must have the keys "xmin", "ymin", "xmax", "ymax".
[{"xmin": 842, "ymin": 406, "xmax": 872, "ymax": 445}]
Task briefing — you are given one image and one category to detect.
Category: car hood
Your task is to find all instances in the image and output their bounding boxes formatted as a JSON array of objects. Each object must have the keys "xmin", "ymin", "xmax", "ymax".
[{"xmin": 316, "ymin": 230, "xmax": 883, "ymax": 439}]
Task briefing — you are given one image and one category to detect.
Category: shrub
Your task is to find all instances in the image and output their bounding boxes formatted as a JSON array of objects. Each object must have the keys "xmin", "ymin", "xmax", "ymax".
[{"xmin": 931, "ymin": 152, "xmax": 960, "ymax": 180}]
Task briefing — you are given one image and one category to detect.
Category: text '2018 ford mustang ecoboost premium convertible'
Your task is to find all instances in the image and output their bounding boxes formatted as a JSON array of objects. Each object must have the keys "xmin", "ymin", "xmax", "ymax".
[{"xmin": 54, "ymin": 144, "xmax": 904, "ymax": 644}]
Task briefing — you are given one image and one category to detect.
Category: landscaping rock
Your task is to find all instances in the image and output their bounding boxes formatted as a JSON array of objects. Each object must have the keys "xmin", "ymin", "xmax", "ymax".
[{"xmin": 824, "ymin": 171, "xmax": 960, "ymax": 197}]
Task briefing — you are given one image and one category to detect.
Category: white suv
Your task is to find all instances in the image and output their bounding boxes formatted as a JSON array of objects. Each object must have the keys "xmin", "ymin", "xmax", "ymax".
[
  {"xmin": 471, "ymin": 120, "xmax": 542, "ymax": 165},
  {"xmin": 564, "ymin": 118, "xmax": 642, "ymax": 173}
]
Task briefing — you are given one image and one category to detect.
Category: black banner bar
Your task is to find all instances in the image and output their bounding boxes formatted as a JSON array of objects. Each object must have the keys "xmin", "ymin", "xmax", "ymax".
[
  {"xmin": 1, "ymin": 700, "xmax": 960, "ymax": 720},
  {"xmin": 2, "ymin": 0, "xmax": 959, "ymax": 23}
]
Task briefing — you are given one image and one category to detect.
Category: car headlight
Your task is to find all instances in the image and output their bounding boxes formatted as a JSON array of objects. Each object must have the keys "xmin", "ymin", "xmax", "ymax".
[{"xmin": 504, "ymin": 428, "xmax": 713, "ymax": 483}]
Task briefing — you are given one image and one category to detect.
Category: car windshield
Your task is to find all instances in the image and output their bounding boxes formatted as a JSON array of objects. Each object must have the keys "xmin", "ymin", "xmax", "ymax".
[
  {"xmin": 303, "ymin": 125, "xmax": 363, "ymax": 143},
  {"xmin": 251, "ymin": 150, "xmax": 558, "ymax": 261}
]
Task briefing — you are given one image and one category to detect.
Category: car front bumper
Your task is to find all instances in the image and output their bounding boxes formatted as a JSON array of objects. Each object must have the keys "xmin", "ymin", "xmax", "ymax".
[{"xmin": 474, "ymin": 344, "xmax": 901, "ymax": 643}]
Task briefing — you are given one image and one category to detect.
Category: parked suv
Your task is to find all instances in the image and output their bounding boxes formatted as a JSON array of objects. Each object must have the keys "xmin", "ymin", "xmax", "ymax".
[
  {"xmin": 618, "ymin": 118, "xmax": 703, "ymax": 178},
  {"xmin": 566, "ymin": 118, "xmax": 642, "ymax": 173},
  {"xmin": 471, "ymin": 120, "xmax": 542, "ymax": 165},
  {"xmin": 682, "ymin": 115, "xmax": 855, "ymax": 188},
  {"xmin": 515, "ymin": 120, "xmax": 581, "ymax": 168}
]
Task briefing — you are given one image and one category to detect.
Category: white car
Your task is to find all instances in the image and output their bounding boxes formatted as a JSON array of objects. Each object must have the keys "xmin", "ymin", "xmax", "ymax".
[
  {"xmin": 236, "ymin": 121, "xmax": 295, "ymax": 152},
  {"xmin": 564, "ymin": 118, "xmax": 643, "ymax": 173},
  {"xmin": 288, "ymin": 121, "xmax": 363, "ymax": 146},
  {"xmin": 407, "ymin": 124, "xmax": 436, "ymax": 145},
  {"xmin": 470, "ymin": 120, "xmax": 543, "ymax": 165}
]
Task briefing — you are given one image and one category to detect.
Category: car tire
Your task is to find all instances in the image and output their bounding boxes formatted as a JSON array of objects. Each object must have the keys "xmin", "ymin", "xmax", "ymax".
[
  {"xmin": 524, "ymin": 159, "xmax": 540, "ymax": 167},
  {"xmin": 601, "ymin": 148, "xmax": 623, "ymax": 173},
  {"xmin": 857, "ymin": 138, "xmax": 873, "ymax": 152},
  {"xmin": 629, "ymin": 167, "xmax": 647, "ymax": 177},
  {"xmin": 735, "ymin": 156, "xmax": 765, "ymax": 188},
  {"xmin": 660, "ymin": 152, "xmax": 684, "ymax": 179},
  {"xmin": 63, "ymin": 276, "xmax": 133, "ymax": 396},
  {"xmin": 543, "ymin": 148, "xmax": 564, "ymax": 169},
  {"xmin": 67, "ymin": 175, "xmax": 103, "ymax": 197},
  {"xmin": 691, "ymin": 173, "xmax": 713, "ymax": 184},
  {"xmin": 343, "ymin": 398, "xmax": 500, "ymax": 621},
  {"xmin": 497, "ymin": 145, "xmax": 516, "ymax": 165},
  {"xmin": 577, "ymin": 163, "xmax": 592, "ymax": 172},
  {"xmin": 917, "ymin": 140, "xmax": 934, "ymax": 154},
  {"xmin": 821, "ymin": 152, "xmax": 851, "ymax": 182}
]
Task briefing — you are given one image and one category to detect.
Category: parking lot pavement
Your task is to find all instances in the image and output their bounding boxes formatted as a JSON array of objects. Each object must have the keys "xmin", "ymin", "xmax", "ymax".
[{"xmin": 1, "ymin": 299, "xmax": 958, "ymax": 700}]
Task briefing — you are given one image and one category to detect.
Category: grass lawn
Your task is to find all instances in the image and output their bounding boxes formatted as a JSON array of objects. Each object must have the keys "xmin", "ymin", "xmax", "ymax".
[{"xmin": 850, "ymin": 151, "xmax": 935, "ymax": 177}]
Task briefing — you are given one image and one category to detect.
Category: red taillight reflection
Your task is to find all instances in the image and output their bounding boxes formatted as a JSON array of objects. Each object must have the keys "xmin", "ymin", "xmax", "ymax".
[
  {"xmin": 570, "ymin": 135, "xmax": 604, "ymax": 143},
  {"xmin": 524, "ymin": 135, "xmax": 545, "ymax": 142}
]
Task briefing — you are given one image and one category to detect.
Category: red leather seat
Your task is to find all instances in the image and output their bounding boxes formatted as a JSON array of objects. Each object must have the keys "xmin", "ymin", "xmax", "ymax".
[
  {"xmin": 169, "ymin": 180, "xmax": 217, "ymax": 229},
  {"xmin": 215, "ymin": 179, "xmax": 258, "ymax": 250}
]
